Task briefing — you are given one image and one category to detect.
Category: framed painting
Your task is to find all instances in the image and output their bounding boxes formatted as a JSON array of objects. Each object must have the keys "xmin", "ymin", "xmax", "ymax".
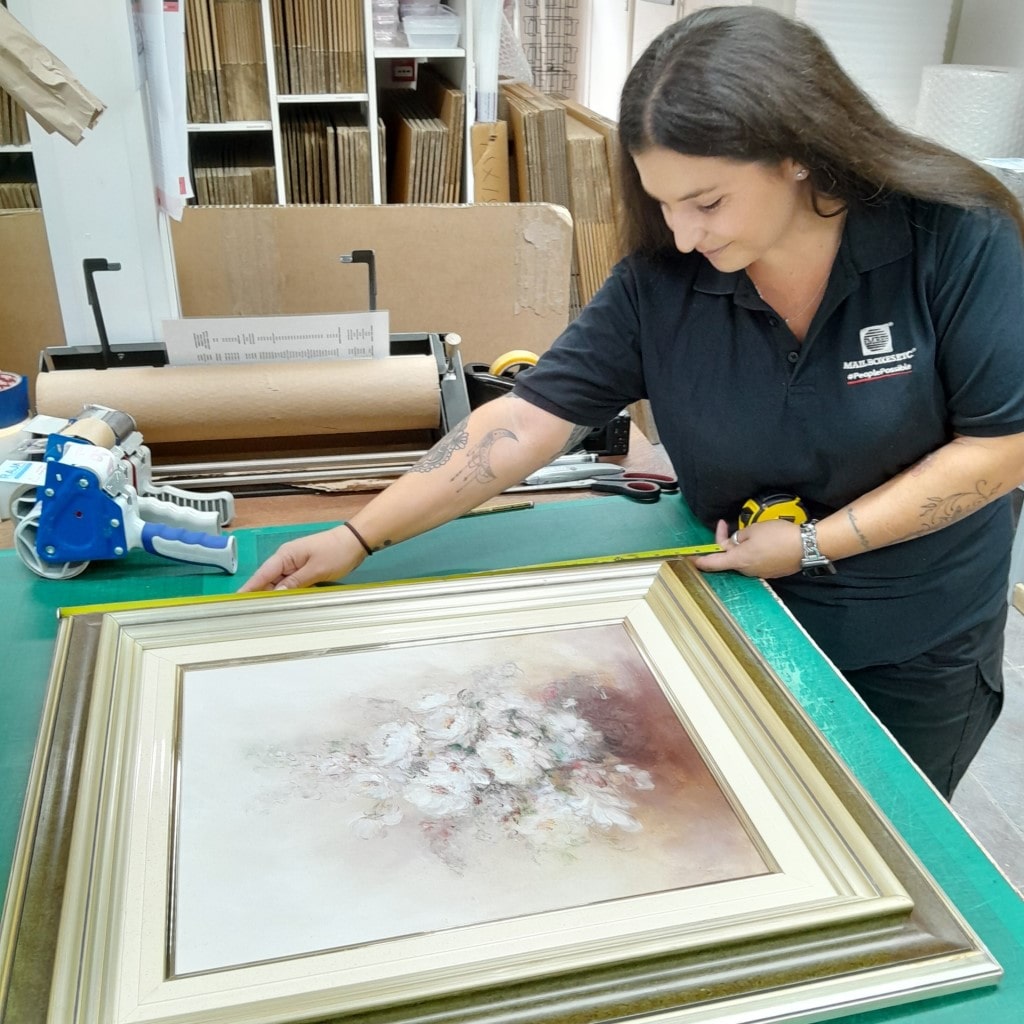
[{"xmin": 0, "ymin": 559, "xmax": 1001, "ymax": 1024}]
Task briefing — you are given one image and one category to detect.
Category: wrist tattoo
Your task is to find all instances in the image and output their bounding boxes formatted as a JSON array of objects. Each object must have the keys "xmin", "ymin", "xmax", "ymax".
[
  {"xmin": 411, "ymin": 418, "xmax": 470, "ymax": 473},
  {"xmin": 846, "ymin": 508, "xmax": 872, "ymax": 551}
]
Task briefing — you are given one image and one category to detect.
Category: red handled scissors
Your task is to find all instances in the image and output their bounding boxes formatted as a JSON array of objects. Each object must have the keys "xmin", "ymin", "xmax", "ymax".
[{"xmin": 587, "ymin": 471, "xmax": 679, "ymax": 503}]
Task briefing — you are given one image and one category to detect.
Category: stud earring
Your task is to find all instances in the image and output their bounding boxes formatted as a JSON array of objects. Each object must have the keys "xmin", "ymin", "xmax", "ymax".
[{"xmin": 795, "ymin": 169, "xmax": 808, "ymax": 180}]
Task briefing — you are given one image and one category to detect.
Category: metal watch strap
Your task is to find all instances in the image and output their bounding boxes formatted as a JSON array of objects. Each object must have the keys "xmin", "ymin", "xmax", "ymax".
[{"xmin": 799, "ymin": 520, "xmax": 836, "ymax": 577}]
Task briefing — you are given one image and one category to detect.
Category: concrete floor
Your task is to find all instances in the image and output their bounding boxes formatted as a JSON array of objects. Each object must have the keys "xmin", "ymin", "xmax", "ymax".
[{"xmin": 950, "ymin": 602, "xmax": 1024, "ymax": 893}]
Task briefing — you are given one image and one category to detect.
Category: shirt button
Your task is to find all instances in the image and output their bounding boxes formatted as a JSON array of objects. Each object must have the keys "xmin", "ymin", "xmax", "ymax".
[
  {"xmin": 768, "ymin": 316, "xmax": 780, "ymax": 327},
  {"xmin": 787, "ymin": 351, "xmax": 799, "ymax": 364}
]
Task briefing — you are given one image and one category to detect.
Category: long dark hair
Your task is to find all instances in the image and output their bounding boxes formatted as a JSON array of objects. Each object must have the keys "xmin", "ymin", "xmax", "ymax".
[{"xmin": 618, "ymin": 6, "xmax": 1024, "ymax": 255}]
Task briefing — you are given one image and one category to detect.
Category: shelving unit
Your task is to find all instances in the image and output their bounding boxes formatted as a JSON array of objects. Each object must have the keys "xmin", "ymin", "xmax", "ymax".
[
  {"xmin": 0, "ymin": 0, "xmax": 38, "ymax": 209},
  {"xmin": 185, "ymin": 0, "xmax": 475, "ymax": 206}
]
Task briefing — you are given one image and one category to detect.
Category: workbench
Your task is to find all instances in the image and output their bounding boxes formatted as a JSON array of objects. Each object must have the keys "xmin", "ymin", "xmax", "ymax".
[{"xmin": 3, "ymin": 469, "xmax": 1024, "ymax": 1023}]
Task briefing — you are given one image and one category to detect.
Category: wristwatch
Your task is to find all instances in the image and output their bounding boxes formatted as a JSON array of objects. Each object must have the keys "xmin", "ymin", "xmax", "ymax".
[{"xmin": 799, "ymin": 521, "xmax": 836, "ymax": 578}]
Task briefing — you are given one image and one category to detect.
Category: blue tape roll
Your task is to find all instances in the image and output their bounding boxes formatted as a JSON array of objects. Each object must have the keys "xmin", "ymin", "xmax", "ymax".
[{"xmin": 0, "ymin": 371, "xmax": 29, "ymax": 429}]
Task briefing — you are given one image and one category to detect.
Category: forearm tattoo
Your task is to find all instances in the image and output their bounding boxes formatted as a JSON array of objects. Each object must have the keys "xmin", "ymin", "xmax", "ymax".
[
  {"xmin": 917, "ymin": 480, "xmax": 1000, "ymax": 532},
  {"xmin": 847, "ymin": 478, "xmax": 1001, "ymax": 550},
  {"xmin": 452, "ymin": 428, "xmax": 518, "ymax": 491},
  {"xmin": 407, "ymin": 414, "xmax": 520, "ymax": 490},
  {"xmin": 410, "ymin": 418, "xmax": 470, "ymax": 473}
]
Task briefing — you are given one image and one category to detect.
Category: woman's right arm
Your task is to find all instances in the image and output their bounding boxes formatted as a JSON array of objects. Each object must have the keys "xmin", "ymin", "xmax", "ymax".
[{"xmin": 238, "ymin": 395, "xmax": 577, "ymax": 591}]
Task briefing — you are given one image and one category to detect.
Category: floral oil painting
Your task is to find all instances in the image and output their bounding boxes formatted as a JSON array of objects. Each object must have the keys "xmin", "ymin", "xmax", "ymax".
[{"xmin": 172, "ymin": 622, "xmax": 769, "ymax": 976}]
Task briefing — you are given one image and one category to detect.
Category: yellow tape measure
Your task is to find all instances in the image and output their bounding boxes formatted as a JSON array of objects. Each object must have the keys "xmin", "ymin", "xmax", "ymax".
[{"xmin": 738, "ymin": 493, "xmax": 808, "ymax": 529}]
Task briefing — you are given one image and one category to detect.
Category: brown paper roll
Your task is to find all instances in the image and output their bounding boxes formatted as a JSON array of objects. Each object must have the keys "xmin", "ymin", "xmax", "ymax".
[{"xmin": 35, "ymin": 358, "xmax": 441, "ymax": 444}]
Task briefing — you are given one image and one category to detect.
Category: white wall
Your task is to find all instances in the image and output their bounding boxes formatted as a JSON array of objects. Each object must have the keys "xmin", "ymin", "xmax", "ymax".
[
  {"xmin": 953, "ymin": 0, "xmax": 1024, "ymax": 67},
  {"xmin": 578, "ymin": 1, "xmax": 633, "ymax": 121},
  {"xmin": 9, "ymin": 0, "xmax": 177, "ymax": 348}
]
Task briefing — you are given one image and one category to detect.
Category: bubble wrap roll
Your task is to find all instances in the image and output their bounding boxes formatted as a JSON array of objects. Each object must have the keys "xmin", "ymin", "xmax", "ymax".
[{"xmin": 916, "ymin": 65, "xmax": 1024, "ymax": 160}]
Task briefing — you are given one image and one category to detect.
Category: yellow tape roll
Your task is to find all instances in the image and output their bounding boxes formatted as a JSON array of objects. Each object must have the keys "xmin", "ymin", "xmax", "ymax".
[{"xmin": 488, "ymin": 349, "xmax": 540, "ymax": 377}]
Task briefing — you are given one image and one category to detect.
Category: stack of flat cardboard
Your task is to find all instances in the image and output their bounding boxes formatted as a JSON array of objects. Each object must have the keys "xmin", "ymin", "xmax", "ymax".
[
  {"xmin": 381, "ymin": 69, "xmax": 465, "ymax": 204},
  {"xmin": 0, "ymin": 86, "xmax": 35, "ymax": 207},
  {"xmin": 270, "ymin": 0, "xmax": 366, "ymax": 95},
  {"xmin": 499, "ymin": 81, "xmax": 570, "ymax": 211},
  {"xmin": 416, "ymin": 65, "xmax": 465, "ymax": 203},
  {"xmin": 186, "ymin": 0, "xmax": 270, "ymax": 122},
  {"xmin": 554, "ymin": 96, "xmax": 622, "ymax": 307},
  {"xmin": 191, "ymin": 135, "xmax": 277, "ymax": 205},
  {"xmin": 0, "ymin": 85, "xmax": 29, "ymax": 146},
  {"xmin": 280, "ymin": 107, "xmax": 377, "ymax": 204}
]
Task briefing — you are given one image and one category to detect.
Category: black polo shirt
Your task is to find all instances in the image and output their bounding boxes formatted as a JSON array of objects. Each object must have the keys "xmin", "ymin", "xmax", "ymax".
[{"xmin": 514, "ymin": 195, "xmax": 1024, "ymax": 669}]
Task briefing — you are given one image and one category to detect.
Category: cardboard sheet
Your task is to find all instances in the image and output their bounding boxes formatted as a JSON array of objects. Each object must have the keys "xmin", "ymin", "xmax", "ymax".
[
  {"xmin": 0, "ymin": 211, "xmax": 65, "ymax": 395},
  {"xmin": 170, "ymin": 203, "xmax": 573, "ymax": 365}
]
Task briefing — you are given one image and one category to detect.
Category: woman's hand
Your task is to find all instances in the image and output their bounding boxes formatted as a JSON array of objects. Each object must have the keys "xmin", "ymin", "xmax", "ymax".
[
  {"xmin": 238, "ymin": 526, "xmax": 364, "ymax": 592},
  {"xmin": 691, "ymin": 518, "xmax": 803, "ymax": 579}
]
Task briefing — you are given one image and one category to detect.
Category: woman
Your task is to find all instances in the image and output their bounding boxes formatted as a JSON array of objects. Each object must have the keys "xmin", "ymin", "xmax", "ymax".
[{"xmin": 242, "ymin": 7, "xmax": 1024, "ymax": 798}]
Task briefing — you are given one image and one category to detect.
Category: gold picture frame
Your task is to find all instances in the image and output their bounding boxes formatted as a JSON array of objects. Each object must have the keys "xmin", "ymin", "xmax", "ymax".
[{"xmin": 0, "ymin": 559, "xmax": 1001, "ymax": 1023}]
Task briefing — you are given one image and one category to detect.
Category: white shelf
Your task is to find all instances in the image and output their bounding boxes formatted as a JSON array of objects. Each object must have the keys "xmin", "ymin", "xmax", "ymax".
[
  {"xmin": 0, "ymin": 143, "xmax": 32, "ymax": 153},
  {"xmin": 375, "ymin": 46, "xmax": 466, "ymax": 59},
  {"xmin": 187, "ymin": 122, "xmax": 273, "ymax": 133},
  {"xmin": 277, "ymin": 93, "xmax": 371, "ymax": 104}
]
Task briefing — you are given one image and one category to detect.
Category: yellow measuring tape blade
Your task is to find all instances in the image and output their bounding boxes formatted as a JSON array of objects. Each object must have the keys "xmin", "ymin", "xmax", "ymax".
[{"xmin": 56, "ymin": 546, "xmax": 722, "ymax": 617}]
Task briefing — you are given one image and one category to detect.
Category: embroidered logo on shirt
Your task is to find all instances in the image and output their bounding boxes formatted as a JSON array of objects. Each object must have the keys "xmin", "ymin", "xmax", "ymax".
[
  {"xmin": 844, "ymin": 322, "xmax": 915, "ymax": 385},
  {"xmin": 859, "ymin": 322, "xmax": 894, "ymax": 355}
]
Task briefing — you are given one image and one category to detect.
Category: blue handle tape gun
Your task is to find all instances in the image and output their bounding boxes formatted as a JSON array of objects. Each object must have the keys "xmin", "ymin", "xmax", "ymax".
[{"xmin": 3, "ymin": 405, "xmax": 237, "ymax": 580}]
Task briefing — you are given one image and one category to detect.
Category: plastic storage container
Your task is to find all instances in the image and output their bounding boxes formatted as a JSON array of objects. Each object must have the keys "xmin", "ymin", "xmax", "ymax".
[
  {"xmin": 399, "ymin": 1, "xmax": 440, "ymax": 16},
  {"xmin": 402, "ymin": 4, "xmax": 461, "ymax": 48}
]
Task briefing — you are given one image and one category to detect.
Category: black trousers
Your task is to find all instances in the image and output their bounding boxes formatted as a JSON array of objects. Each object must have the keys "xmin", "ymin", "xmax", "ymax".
[{"xmin": 841, "ymin": 605, "xmax": 1006, "ymax": 800}]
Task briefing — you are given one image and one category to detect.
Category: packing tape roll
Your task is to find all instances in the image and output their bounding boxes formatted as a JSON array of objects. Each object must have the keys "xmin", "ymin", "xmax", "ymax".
[
  {"xmin": 0, "ymin": 370, "xmax": 29, "ymax": 429},
  {"xmin": 60, "ymin": 417, "xmax": 116, "ymax": 449},
  {"xmin": 488, "ymin": 350, "xmax": 539, "ymax": 377},
  {"xmin": 35, "ymin": 358, "xmax": 441, "ymax": 445}
]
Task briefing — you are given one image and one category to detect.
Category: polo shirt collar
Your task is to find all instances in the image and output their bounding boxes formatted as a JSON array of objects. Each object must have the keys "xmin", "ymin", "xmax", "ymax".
[{"xmin": 691, "ymin": 195, "xmax": 913, "ymax": 304}]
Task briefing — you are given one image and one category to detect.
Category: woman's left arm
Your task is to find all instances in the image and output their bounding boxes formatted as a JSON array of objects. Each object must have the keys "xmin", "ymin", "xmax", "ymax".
[{"xmin": 696, "ymin": 431, "xmax": 1024, "ymax": 579}]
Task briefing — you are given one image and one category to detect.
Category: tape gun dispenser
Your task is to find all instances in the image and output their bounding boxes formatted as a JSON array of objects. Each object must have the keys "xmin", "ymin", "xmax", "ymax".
[{"xmin": 8, "ymin": 405, "xmax": 238, "ymax": 580}]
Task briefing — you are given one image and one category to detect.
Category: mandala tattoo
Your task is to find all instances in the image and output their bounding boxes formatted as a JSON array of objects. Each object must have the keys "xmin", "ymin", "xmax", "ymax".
[{"xmin": 410, "ymin": 418, "xmax": 470, "ymax": 473}]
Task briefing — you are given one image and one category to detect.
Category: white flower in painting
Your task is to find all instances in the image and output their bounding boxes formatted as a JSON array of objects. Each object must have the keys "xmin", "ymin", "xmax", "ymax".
[
  {"xmin": 348, "ymin": 768, "xmax": 395, "ymax": 801},
  {"xmin": 476, "ymin": 733, "xmax": 552, "ymax": 785},
  {"xmin": 477, "ymin": 691, "xmax": 544, "ymax": 740},
  {"xmin": 544, "ymin": 709, "xmax": 599, "ymax": 760},
  {"xmin": 514, "ymin": 784, "xmax": 591, "ymax": 846},
  {"xmin": 569, "ymin": 784, "xmax": 643, "ymax": 833},
  {"xmin": 352, "ymin": 799, "xmax": 404, "ymax": 839},
  {"xmin": 366, "ymin": 721, "xmax": 420, "ymax": 766},
  {"xmin": 417, "ymin": 693, "xmax": 481, "ymax": 746},
  {"xmin": 404, "ymin": 758, "xmax": 478, "ymax": 817},
  {"xmin": 615, "ymin": 764, "xmax": 655, "ymax": 790}
]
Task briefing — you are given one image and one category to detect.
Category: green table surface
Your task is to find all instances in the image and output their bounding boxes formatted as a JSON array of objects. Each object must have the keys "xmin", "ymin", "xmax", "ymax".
[{"xmin": 3, "ymin": 495, "xmax": 1023, "ymax": 1022}]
